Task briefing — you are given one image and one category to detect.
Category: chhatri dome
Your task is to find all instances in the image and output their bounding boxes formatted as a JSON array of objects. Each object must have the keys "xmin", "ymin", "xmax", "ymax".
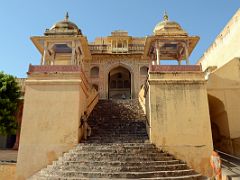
[
  {"xmin": 44, "ymin": 12, "xmax": 82, "ymax": 36},
  {"xmin": 153, "ymin": 11, "xmax": 188, "ymax": 36}
]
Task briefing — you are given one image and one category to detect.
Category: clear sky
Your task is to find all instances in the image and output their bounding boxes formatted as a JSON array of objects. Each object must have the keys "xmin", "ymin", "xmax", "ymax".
[{"xmin": 0, "ymin": 1, "xmax": 239, "ymax": 77}]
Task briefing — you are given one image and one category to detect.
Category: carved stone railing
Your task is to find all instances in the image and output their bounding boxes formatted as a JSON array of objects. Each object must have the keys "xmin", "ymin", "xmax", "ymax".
[
  {"xmin": 28, "ymin": 64, "xmax": 82, "ymax": 74},
  {"xmin": 89, "ymin": 44, "xmax": 145, "ymax": 54},
  {"xmin": 150, "ymin": 65, "xmax": 202, "ymax": 72}
]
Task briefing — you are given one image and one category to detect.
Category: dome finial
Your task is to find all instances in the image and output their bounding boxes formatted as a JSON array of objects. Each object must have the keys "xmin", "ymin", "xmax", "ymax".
[
  {"xmin": 65, "ymin": 12, "xmax": 69, "ymax": 21},
  {"xmin": 163, "ymin": 10, "xmax": 168, "ymax": 21}
]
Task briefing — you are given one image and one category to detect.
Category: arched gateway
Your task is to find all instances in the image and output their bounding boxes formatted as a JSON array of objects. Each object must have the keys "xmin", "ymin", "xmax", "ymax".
[{"xmin": 108, "ymin": 66, "xmax": 131, "ymax": 99}]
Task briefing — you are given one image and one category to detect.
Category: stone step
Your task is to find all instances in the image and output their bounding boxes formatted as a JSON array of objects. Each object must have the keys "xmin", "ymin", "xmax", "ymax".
[
  {"xmin": 78, "ymin": 142, "xmax": 154, "ymax": 146},
  {"xmin": 90, "ymin": 120, "xmax": 146, "ymax": 123},
  {"xmin": 63, "ymin": 154, "xmax": 174, "ymax": 162},
  {"xmin": 74, "ymin": 147, "xmax": 162, "ymax": 153},
  {"xmin": 89, "ymin": 121, "xmax": 146, "ymax": 124},
  {"xmin": 90, "ymin": 130, "xmax": 148, "ymax": 134},
  {"xmin": 53, "ymin": 159, "xmax": 184, "ymax": 167},
  {"xmin": 91, "ymin": 126, "xmax": 146, "ymax": 129},
  {"xmin": 81, "ymin": 139, "xmax": 149, "ymax": 143},
  {"xmin": 63, "ymin": 152, "xmax": 170, "ymax": 160},
  {"xmin": 30, "ymin": 174, "xmax": 203, "ymax": 180},
  {"xmin": 89, "ymin": 132, "xmax": 148, "ymax": 135},
  {"xmin": 85, "ymin": 136, "xmax": 148, "ymax": 141},
  {"xmin": 52, "ymin": 163, "xmax": 189, "ymax": 172},
  {"xmin": 38, "ymin": 169, "xmax": 198, "ymax": 179}
]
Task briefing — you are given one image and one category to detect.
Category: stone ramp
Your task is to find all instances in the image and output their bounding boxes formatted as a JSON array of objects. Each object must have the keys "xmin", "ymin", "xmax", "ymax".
[{"xmin": 29, "ymin": 99, "xmax": 203, "ymax": 179}]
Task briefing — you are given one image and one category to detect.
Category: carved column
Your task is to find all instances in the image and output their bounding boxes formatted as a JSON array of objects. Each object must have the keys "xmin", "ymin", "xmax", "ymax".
[
  {"xmin": 71, "ymin": 41, "xmax": 76, "ymax": 65},
  {"xmin": 42, "ymin": 41, "xmax": 48, "ymax": 65},
  {"xmin": 49, "ymin": 43, "xmax": 55, "ymax": 65},
  {"xmin": 155, "ymin": 41, "xmax": 163, "ymax": 65},
  {"xmin": 177, "ymin": 43, "xmax": 184, "ymax": 65},
  {"xmin": 183, "ymin": 42, "xmax": 190, "ymax": 65},
  {"xmin": 185, "ymin": 45, "xmax": 189, "ymax": 65},
  {"xmin": 156, "ymin": 48, "xmax": 160, "ymax": 65}
]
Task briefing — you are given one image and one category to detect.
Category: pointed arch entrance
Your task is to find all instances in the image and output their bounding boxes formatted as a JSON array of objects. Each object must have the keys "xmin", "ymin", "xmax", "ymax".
[{"xmin": 108, "ymin": 66, "xmax": 131, "ymax": 99}]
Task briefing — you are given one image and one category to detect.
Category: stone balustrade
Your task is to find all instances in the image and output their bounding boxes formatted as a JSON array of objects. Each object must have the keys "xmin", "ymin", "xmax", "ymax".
[
  {"xmin": 27, "ymin": 64, "xmax": 82, "ymax": 74},
  {"xmin": 150, "ymin": 65, "xmax": 202, "ymax": 72}
]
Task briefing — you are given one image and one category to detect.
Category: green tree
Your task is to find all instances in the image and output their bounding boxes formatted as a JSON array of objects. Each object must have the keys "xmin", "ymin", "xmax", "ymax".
[{"xmin": 0, "ymin": 72, "xmax": 21, "ymax": 135}]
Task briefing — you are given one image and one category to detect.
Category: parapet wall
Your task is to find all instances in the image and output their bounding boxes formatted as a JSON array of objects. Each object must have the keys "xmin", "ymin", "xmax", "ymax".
[
  {"xmin": 198, "ymin": 9, "xmax": 240, "ymax": 71},
  {"xmin": 146, "ymin": 65, "xmax": 213, "ymax": 176}
]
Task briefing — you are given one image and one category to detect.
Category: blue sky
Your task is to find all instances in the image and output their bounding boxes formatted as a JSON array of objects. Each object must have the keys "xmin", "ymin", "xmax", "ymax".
[{"xmin": 0, "ymin": 1, "xmax": 239, "ymax": 77}]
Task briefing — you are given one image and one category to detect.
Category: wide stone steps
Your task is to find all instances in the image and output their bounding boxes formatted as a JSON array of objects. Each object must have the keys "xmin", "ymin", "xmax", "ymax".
[
  {"xmin": 29, "ymin": 99, "xmax": 202, "ymax": 179},
  {"xmin": 50, "ymin": 163, "xmax": 189, "ymax": 172},
  {"xmin": 37, "ymin": 169, "xmax": 198, "ymax": 179},
  {"xmin": 63, "ymin": 154, "xmax": 173, "ymax": 162},
  {"xmin": 81, "ymin": 138, "xmax": 148, "ymax": 143},
  {"xmin": 53, "ymin": 159, "xmax": 184, "ymax": 167}
]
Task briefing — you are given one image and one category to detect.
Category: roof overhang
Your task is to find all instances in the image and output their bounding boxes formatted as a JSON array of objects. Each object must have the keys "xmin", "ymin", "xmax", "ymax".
[
  {"xmin": 31, "ymin": 35, "xmax": 92, "ymax": 60},
  {"xmin": 142, "ymin": 35, "xmax": 200, "ymax": 60}
]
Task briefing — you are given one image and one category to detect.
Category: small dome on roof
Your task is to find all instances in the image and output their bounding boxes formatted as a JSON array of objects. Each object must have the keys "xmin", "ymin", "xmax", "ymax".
[
  {"xmin": 153, "ymin": 12, "xmax": 188, "ymax": 36},
  {"xmin": 45, "ymin": 12, "xmax": 82, "ymax": 36}
]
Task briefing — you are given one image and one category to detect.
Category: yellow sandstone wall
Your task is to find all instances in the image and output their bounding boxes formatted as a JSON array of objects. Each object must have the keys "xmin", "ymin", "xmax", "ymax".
[
  {"xmin": 207, "ymin": 58, "xmax": 240, "ymax": 156},
  {"xmin": 0, "ymin": 163, "xmax": 16, "ymax": 180},
  {"xmin": 147, "ymin": 71, "xmax": 213, "ymax": 176},
  {"xmin": 198, "ymin": 9, "xmax": 240, "ymax": 71},
  {"xmin": 16, "ymin": 73, "xmax": 87, "ymax": 179},
  {"xmin": 196, "ymin": 8, "xmax": 240, "ymax": 156}
]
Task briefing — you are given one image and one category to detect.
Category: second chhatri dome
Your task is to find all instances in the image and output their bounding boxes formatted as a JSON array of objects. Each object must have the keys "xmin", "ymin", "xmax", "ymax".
[
  {"xmin": 153, "ymin": 11, "xmax": 188, "ymax": 36},
  {"xmin": 45, "ymin": 12, "xmax": 82, "ymax": 36}
]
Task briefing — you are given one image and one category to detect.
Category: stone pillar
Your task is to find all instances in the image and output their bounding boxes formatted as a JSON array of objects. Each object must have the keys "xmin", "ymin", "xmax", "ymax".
[
  {"xmin": 185, "ymin": 48, "xmax": 189, "ymax": 65},
  {"xmin": 42, "ymin": 41, "xmax": 48, "ymax": 65},
  {"xmin": 183, "ymin": 42, "xmax": 190, "ymax": 65},
  {"xmin": 177, "ymin": 43, "xmax": 184, "ymax": 66},
  {"xmin": 71, "ymin": 41, "xmax": 76, "ymax": 65},
  {"xmin": 121, "ymin": 41, "xmax": 124, "ymax": 53},
  {"xmin": 49, "ymin": 43, "xmax": 55, "ymax": 65},
  {"xmin": 156, "ymin": 48, "xmax": 160, "ymax": 65}
]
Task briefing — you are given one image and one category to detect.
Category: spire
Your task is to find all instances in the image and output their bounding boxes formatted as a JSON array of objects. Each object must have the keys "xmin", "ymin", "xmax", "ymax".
[
  {"xmin": 163, "ymin": 10, "xmax": 169, "ymax": 21},
  {"xmin": 65, "ymin": 12, "xmax": 69, "ymax": 21}
]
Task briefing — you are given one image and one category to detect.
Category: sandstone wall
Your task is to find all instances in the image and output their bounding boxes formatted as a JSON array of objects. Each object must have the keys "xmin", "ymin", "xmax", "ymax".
[
  {"xmin": 146, "ymin": 71, "xmax": 213, "ymax": 176},
  {"xmin": 16, "ymin": 73, "xmax": 88, "ymax": 179},
  {"xmin": 207, "ymin": 58, "xmax": 240, "ymax": 155},
  {"xmin": 198, "ymin": 9, "xmax": 240, "ymax": 71},
  {"xmin": 0, "ymin": 163, "xmax": 16, "ymax": 180}
]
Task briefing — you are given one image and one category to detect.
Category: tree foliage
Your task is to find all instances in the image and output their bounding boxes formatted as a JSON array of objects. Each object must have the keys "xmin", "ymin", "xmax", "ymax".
[{"xmin": 0, "ymin": 72, "xmax": 21, "ymax": 135}]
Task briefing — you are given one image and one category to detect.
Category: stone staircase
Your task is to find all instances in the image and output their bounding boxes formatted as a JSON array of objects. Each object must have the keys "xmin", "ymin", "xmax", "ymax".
[{"xmin": 29, "ymin": 99, "xmax": 203, "ymax": 179}]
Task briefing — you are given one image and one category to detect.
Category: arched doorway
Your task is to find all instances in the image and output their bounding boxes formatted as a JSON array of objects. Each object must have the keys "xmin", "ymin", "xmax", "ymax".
[
  {"xmin": 208, "ymin": 94, "xmax": 232, "ymax": 154},
  {"xmin": 108, "ymin": 66, "xmax": 131, "ymax": 99}
]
